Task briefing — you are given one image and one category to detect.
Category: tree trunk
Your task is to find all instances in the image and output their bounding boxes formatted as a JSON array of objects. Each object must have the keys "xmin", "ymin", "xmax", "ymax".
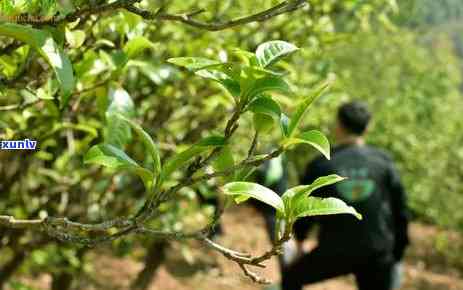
[
  {"xmin": 50, "ymin": 247, "xmax": 87, "ymax": 290},
  {"xmin": 51, "ymin": 272, "xmax": 73, "ymax": 290},
  {"xmin": 0, "ymin": 251, "xmax": 26, "ymax": 290},
  {"xmin": 131, "ymin": 240, "xmax": 168, "ymax": 290}
]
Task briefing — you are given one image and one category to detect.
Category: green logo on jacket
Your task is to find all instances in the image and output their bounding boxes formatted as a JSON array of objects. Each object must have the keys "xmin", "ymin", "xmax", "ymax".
[{"xmin": 336, "ymin": 167, "xmax": 376, "ymax": 202}]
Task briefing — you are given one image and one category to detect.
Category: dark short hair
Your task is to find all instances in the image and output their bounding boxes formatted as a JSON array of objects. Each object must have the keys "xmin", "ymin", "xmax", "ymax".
[{"xmin": 337, "ymin": 101, "xmax": 371, "ymax": 135}]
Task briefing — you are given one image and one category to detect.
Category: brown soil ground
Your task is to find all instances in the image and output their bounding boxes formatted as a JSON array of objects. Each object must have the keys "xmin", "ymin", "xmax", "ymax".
[{"xmin": 11, "ymin": 205, "xmax": 463, "ymax": 290}]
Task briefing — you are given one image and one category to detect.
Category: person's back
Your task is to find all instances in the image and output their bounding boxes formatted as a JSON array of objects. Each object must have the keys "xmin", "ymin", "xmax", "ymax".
[
  {"xmin": 299, "ymin": 144, "xmax": 404, "ymax": 256},
  {"xmin": 282, "ymin": 101, "xmax": 409, "ymax": 290}
]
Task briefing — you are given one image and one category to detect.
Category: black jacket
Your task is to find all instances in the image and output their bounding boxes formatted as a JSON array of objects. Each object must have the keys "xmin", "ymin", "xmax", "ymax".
[{"xmin": 294, "ymin": 144, "xmax": 410, "ymax": 261}]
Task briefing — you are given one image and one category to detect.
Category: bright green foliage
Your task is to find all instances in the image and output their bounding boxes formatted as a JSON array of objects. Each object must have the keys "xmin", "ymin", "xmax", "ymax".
[
  {"xmin": 255, "ymin": 40, "xmax": 299, "ymax": 68},
  {"xmin": 286, "ymin": 81, "xmax": 331, "ymax": 138},
  {"xmin": 223, "ymin": 182, "xmax": 285, "ymax": 214},
  {"xmin": 116, "ymin": 114, "xmax": 162, "ymax": 177},
  {"xmin": 160, "ymin": 135, "xmax": 227, "ymax": 183},
  {"xmin": 293, "ymin": 197, "xmax": 362, "ymax": 220},
  {"xmin": 0, "ymin": 23, "xmax": 75, "ymax": 105},
  {"xmin": 222, "ymin": 174, "xmax": 361, "ymax": 225},
  {"xmin": 0, "ymin": 0, "xmax": 461, "ymax": 287},
  {"xmin": 282, "ymin": 174, "xmax": 346, "ymax": 217},
  {"xmin": 168, "ymin": 41, "xmax": 295, "ymax": 105},
  {"xmin": 283, "ymin": 130, "xmax": 331, "ymax": 160},
  {"xmin": 84, "ymin": 143, "xmax": 155, "ymax": 191}
]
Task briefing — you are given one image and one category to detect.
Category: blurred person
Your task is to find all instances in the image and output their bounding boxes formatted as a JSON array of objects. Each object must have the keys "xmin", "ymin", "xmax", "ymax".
[
  {"xmin": 281, "ymin": 101, "xmax": 410, "ymax": 290},
  {"xmin": 253, "ymin": 154, "xmax": 289, "ymax": 240}
]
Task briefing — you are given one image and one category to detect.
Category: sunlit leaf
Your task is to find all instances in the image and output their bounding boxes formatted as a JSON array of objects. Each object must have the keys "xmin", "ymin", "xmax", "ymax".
[
  {"xmin": 280, "ymin": 113, "xmax": 290, "ymax": 137},
  {"xmin": 222, "ymin": 182, "xmax": 285, "ymax": 213},
  {"xmin": 232, "ymin": 47, "xmax": 258, "ymax": 66},
  {"xmin": 283, "ymin": 130, "xmax": 330, "ymax": 159},
  {"xmin": 255, "ymin": 40, "xmax": 299, "ymax": 68},
  {"xmin": 65, "ymin": 29, "xmax": 86, "ymax": 48},
  {"xmin": 282, "ymin": 174, "xmax": 346, "ymax": 215},
  {"xmin": 293, "ymin": 196, "xmax": 362, "ymax": 220},
  {"xmin": 167, "ymin": 57, "xmax": 221, "ymax": 71},
  {"xmin": 0, "ymin": 23, "xmax": 75, "ymax": 106}
]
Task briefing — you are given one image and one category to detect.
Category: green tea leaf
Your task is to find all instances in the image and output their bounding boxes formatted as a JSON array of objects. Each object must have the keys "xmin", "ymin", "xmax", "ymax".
[
  {"xmin": 124, "ymin": 36, "xmax": 157, "ymax": 59},
  {"xmin": 283, "ymin": 130, "xmax": 330, "ymax": 159},
  {"xmin": 243, "ymin": 75, "xmax": 291, "ymax": 101},
  {"xmin": 282, "ymin": 174, "xmax": 346, "ymax": 215},
  {"xmin": 104, "ymin": 86, "xmax": 135, "ymax": 148},
  {"xmin": 65, "ymin": 29, "xmax": 86, "ymax": 49},
  {"xmin": 255, "ymin": 40, "xmax": 299, "ymax": 68},
  {"xmin": 111, "ymin": 50, "xmax": 129, "ymax": 69},
  {"xmin": 287, "ymin": 82, "xmax": 331, "ymax": 137},
  {"xmin": 253, "ymin": 113, "xmax": 274, "ymax": 133},
  {"xmin": 247, "ymin": 95, "xmax": 281, "ymax": 120},
  {"xmin": 232, "ymin": 48, "xmax": 258, "ymax": 66},
  {"xmin": 195, "ymin": 69, "xmax": 241, "ymax": 97},
  {"xmin": 293, "ymin": 196, "xmax": 362, "ymax": 220},
  {"xmin": 84, "ymin": 144, "xmax": 154, "ymax": 190},
  {"xmin": 280, "ymin": 113, "xmax": 290, "ymax": 137},
  {"xmin": 168, "ymin": 57, "xmax": 221, "ymax": 71},
  {"xmin": 115, "ymin": 114, "xmax": 161, "ymax": 176},
  {"xmin": 212, "ymin": 146, "xmax": 235, "ymax": 173},
  {"xmin": 222, "ymin": 182, "xmax": 285, "ymax": 213},
  {"xmin": 160, "ymin": 135, "xmax": 226, "ymax": 183},
  {"xmin": 234, "ymin": 165, "xmax": 257, "ymax": 182},
  {"xmin": 0, "ymin": 23, "xmax": 75, "ymax": 106}
]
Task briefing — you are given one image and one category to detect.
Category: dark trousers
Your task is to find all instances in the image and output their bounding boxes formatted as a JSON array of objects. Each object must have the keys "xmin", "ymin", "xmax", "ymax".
[{"xmin": 282, "ymin": 246, "xmax": 394, "ymax": 290}]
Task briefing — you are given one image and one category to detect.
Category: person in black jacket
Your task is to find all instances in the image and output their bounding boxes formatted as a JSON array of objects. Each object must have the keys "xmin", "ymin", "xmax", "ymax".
[{"xmin": 281, "ymin": 101, "xmax": 410, "ymax": 290}]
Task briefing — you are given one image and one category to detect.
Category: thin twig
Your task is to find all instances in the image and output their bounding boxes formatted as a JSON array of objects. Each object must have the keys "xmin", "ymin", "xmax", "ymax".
[{"xmin": 14, "ymin": 0, "xmax": 306, "ymax": 31}]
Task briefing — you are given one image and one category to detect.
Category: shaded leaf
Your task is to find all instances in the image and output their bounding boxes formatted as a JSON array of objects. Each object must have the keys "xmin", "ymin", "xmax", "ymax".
[
  {"xmin": 243, "ymin": 75, "xmax": 291, "ymax": 101},
  {"xmin": 111, "ymin": 50, "xmax": 129, "ymax": 68},
  {"xmin": 115, "ymin": 114, "xmax": 161, "ymax": 176},
  {"xmin": 287, "ymin": 82, "xmax": 331, "ymax": 137},
  {"xmin": 124, "ymin": 36, "xmax": 156, "ymax": 59},
  {"xmin": 253, "ymin": 113, "xmax": 274, "ymax": 133},
  {"xmin": 104, "ymin": 86, "xmax": 135, "ymax": 148},
  {"xmin": 84, "ymin": 144, "xmax": 154, "ymax": 190},
  {"xmin": 247, "ymin": 95, "xmax": 281, "ymax": 120},
  {"xmin": 234, "ymin": 165, "xmax": 257, "ymax": 182},
  {"xmin": 195, "ymin": 69, "xmax": 241, "ymax": 97},
  {"xmin": 160, "ymin": 135, "xmax": 226, "ymax": 183},
  {"xmin": 212, "ymin": 145, "xmax": 235, "ymax": 173}
]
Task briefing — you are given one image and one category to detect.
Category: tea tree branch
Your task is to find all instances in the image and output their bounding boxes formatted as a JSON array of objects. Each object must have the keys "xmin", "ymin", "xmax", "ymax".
[{"xmin": 18, "ymin": 0, "xmax": 307, "ymax": 31}]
